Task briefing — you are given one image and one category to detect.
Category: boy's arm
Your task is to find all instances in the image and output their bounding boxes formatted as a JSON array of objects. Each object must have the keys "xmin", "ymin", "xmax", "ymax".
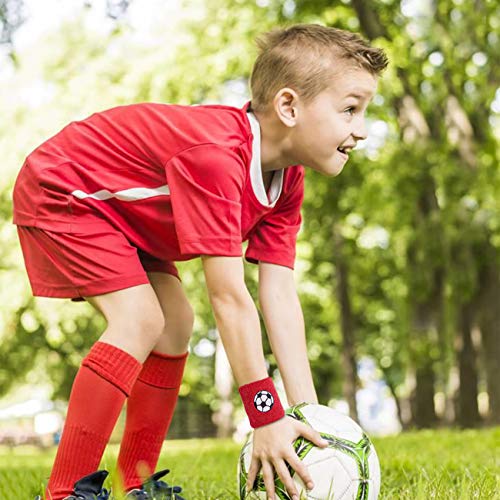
[
  {"xmin": 258, "ymin": 261, "xmax": 318, "ymax": 406},
  {"xmin": 201, "ymin": 255, "xmax": 268, "ymax": 384},
  {"xmin": 203, "ymin": 256, "xmax": 327, "ymax": 499}
]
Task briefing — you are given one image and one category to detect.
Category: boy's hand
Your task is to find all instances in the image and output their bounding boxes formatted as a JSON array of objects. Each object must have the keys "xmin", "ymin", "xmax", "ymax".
[{"xmin": 246, "ymin": 415, "xmax": 328, "ymax": 500}]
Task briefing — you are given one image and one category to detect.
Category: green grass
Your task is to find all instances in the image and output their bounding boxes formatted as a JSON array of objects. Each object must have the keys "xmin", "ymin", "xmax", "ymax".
[{"xmin": 0, "ymin": 428, "xmax": 498, "ymax": 499}]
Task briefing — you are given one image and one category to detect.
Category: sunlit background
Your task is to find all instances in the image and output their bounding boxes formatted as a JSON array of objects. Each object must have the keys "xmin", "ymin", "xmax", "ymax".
[{"xmin": 0, "ymin": 0, "xmax": 498, "ymax": 456}]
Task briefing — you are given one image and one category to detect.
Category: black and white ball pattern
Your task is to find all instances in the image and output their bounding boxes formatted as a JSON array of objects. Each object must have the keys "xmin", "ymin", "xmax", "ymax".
[{"xmin": 254, "ymin": 390, "xmax": 274, "ymax": 413}]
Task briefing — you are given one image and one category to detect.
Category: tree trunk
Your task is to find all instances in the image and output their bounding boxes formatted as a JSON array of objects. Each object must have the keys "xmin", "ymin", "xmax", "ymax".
[
  {"xmin": 409, "ymin": 298, "xmax": 440, "ymax": 428},
  {"xmin": 413, "ymin": 362, "xmax": 437, "ymax": 428},
  {"xmin": 212, "ymin": 330, "xmax": 234, "ymax": 438},
  {"xmin": 456, "ymin": 301, "xmax": 481, "ymax": 427},
  {"xmin": 406, "ymin": 177, "xmax": 444, "ymax": 429},
  {"xmin": 478, "ymin": 260, "xmax": 500, "ymax": 424},
  {"xmin": 333, "ymin": 229, "xmax": 358, "ymax": 421}
]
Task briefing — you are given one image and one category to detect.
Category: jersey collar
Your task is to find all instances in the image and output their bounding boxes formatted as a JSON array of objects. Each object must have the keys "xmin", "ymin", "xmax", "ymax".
[{"xmin": 246, "ymin": 110, "xmax": 284, "ymax": 208}]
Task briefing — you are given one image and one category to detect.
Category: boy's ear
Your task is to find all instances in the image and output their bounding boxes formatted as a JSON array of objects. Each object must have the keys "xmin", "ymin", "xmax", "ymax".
[{"xmin": 273, "ymin": 88, "xmax": 299, "ymax": 127}]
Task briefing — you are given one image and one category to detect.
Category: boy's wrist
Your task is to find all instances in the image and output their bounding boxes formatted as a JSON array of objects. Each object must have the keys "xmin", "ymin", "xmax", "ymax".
[{"xmin": 239, "ymin": 377, "xmax": 285, "ymax": 428}]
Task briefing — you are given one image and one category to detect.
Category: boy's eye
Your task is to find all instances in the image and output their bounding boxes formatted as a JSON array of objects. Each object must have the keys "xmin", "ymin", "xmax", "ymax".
[{"xmin": 344, "ymin": 107, "xmax": 356, "ymax": 116}]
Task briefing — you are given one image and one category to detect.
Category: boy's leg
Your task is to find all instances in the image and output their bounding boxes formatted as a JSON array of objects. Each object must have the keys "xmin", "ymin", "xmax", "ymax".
[
  {"xmin": 117, "ymin": 273, "xmax": 194, "ymax": 490},
  {"xmin": 46, "ymin": 284, "xmax": 165, "ymax": 500}
]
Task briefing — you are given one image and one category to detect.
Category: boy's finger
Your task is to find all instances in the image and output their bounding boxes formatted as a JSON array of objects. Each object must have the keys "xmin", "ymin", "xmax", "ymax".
[
  {"xmin": 261, "ymin": 459, "xmax": 276, "ymax": 499},
  {"xmin": 299, "ymin": 422, "xmax": 329, "ymax": 447},
  {"xmin": 246, "ymin": 455, "xmax": 260, "ymax": 492},
  {"xmin": 274, "ymin": 458, "xmax": 299, "ymax": 500},
  {"xmin": 286, "ymin": 452, "xmax": 315, "ymax": 491}
]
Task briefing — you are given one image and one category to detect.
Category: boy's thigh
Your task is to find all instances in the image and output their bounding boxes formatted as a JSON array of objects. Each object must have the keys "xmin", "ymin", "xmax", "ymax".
[{"xmin": 17, "ymin": 225, "xmax": 152, "ymax": 301}]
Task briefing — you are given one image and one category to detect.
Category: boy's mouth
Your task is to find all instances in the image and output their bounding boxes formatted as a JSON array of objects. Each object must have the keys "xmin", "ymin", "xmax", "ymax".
[
  {"xmin": 337, "ymin": 146, "xmax": 350, "ymax": 159},
  {"xmin": 337, "ymin": 144, "xmax": 355, "ymax": 159}
]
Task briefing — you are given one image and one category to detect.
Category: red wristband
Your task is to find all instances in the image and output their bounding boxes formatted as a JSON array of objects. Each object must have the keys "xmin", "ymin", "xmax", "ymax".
[{"xmin": 239, "ymin": 377, "xmax": 285, "ymax": 428}]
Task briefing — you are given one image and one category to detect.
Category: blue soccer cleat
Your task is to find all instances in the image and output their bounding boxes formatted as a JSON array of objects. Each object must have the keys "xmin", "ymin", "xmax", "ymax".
[
  {"xmin": 35, "ymin": 470, "xmax": 111, "ymax": 500},
  {"xmin": 125, "ymin": 469, "xmax": 185, "ymax": 499}
]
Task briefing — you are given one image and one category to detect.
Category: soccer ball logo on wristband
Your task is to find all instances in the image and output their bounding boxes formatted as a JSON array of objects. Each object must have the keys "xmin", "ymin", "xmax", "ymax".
[{"xmin": 254, "ymin": 390, "xmax": 274, "ymax": 413}]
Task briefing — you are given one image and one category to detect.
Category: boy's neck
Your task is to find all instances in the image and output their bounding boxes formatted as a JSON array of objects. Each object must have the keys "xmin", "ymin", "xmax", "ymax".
[{"xmin": 253, "ymin": 110, "xmax": 294, "ymax": 173}]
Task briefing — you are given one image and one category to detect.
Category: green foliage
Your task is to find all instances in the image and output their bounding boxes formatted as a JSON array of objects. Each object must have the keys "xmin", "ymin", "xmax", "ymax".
[{"xmin": 0, "ymin": 0, "xmax": 498, "ymax": 427}]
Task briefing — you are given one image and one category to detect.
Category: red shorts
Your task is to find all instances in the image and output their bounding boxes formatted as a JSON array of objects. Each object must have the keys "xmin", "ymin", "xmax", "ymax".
[{"xmin": 17, "ymin": 225, "xmax": 180, "ymax": 301}]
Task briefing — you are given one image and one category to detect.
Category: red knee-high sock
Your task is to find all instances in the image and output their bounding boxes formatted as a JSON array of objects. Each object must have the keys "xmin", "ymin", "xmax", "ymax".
[
  {"xmin": 117, "ymin": 350, "xmax": 188, "ymax": 490},
  {"xmin": 46, "ymin": 342, "xmax": 142, "ymax": 500}
]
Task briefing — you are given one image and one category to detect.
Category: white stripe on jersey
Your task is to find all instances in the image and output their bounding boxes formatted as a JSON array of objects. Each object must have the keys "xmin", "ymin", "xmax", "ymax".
[{"xmin": 71, "ymin": 185, "xmax": 170, "ymax": 201}]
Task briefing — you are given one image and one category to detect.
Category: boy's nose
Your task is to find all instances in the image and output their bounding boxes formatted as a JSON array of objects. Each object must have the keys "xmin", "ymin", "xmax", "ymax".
[{"xmin": 353, "ymin": 117, "xmax": 368, "ymax": 140}]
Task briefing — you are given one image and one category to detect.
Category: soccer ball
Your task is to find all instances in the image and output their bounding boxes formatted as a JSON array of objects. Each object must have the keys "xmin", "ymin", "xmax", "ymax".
[{"xmin": 237, "ymin": 403, "xmax": 381, "ymax": 500}]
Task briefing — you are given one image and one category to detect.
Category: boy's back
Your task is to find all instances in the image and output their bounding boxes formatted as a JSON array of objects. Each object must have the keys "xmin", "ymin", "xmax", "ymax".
[{"xmin": 26, "ymin": 102, "xmax": 251, "ymax": 171}]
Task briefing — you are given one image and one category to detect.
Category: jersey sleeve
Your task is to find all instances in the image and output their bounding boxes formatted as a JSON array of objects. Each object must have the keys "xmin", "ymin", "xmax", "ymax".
[
  {"xmin": 245, "ymin": 167, "xmax": 305, "ymax": 269},
  {"xmin": 165, "ymin": 144, "xmax": 246, "ymax": 257}
]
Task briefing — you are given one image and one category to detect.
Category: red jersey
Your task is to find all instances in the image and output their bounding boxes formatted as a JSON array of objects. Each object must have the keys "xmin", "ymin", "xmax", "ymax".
[{"xmin": 13, "ymin": 102, "xmax": 304, "ymax": 269}]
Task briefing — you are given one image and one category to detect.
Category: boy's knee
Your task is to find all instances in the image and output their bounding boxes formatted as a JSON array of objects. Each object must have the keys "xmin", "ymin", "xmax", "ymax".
[
  {"xmin": 164, "ymin": 300, "xmax": 194, "ymax": 339},
  {"xmin": 138, "ymin": 308, "xmax": 166, "ymax": 343},
  {"xmin": 183, "ymin": 301, "xmax": 195, "ymax": 330},
  {"xmin": 153, "ymin": 301, "xmax": 194, "ymax": 355},
  {"xmin": 112, "ymin": 302, "xmax": 166, "ymax": 345}
]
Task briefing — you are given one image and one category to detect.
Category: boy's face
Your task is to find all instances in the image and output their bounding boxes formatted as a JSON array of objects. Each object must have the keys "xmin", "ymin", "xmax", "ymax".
[{"xmin": 285, "ymin": 68, "xmax": 378, "ymax": 176}]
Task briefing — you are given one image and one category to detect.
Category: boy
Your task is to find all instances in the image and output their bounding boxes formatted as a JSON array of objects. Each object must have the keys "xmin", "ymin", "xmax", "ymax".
[{"xmin": 13, "ymin": 24, "xmax": 387, "ymax": 500}]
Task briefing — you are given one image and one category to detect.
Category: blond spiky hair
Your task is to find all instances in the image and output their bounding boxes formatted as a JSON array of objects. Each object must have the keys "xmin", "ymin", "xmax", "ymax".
[{"xmin": 250, "ymin": 24, "xmax": 388, "ymax": 112}]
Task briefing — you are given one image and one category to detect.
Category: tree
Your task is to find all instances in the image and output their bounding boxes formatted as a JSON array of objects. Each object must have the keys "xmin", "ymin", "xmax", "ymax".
[{"xmin": 1, "ymin": 0, "xmax": 498, "ymax": 430}]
